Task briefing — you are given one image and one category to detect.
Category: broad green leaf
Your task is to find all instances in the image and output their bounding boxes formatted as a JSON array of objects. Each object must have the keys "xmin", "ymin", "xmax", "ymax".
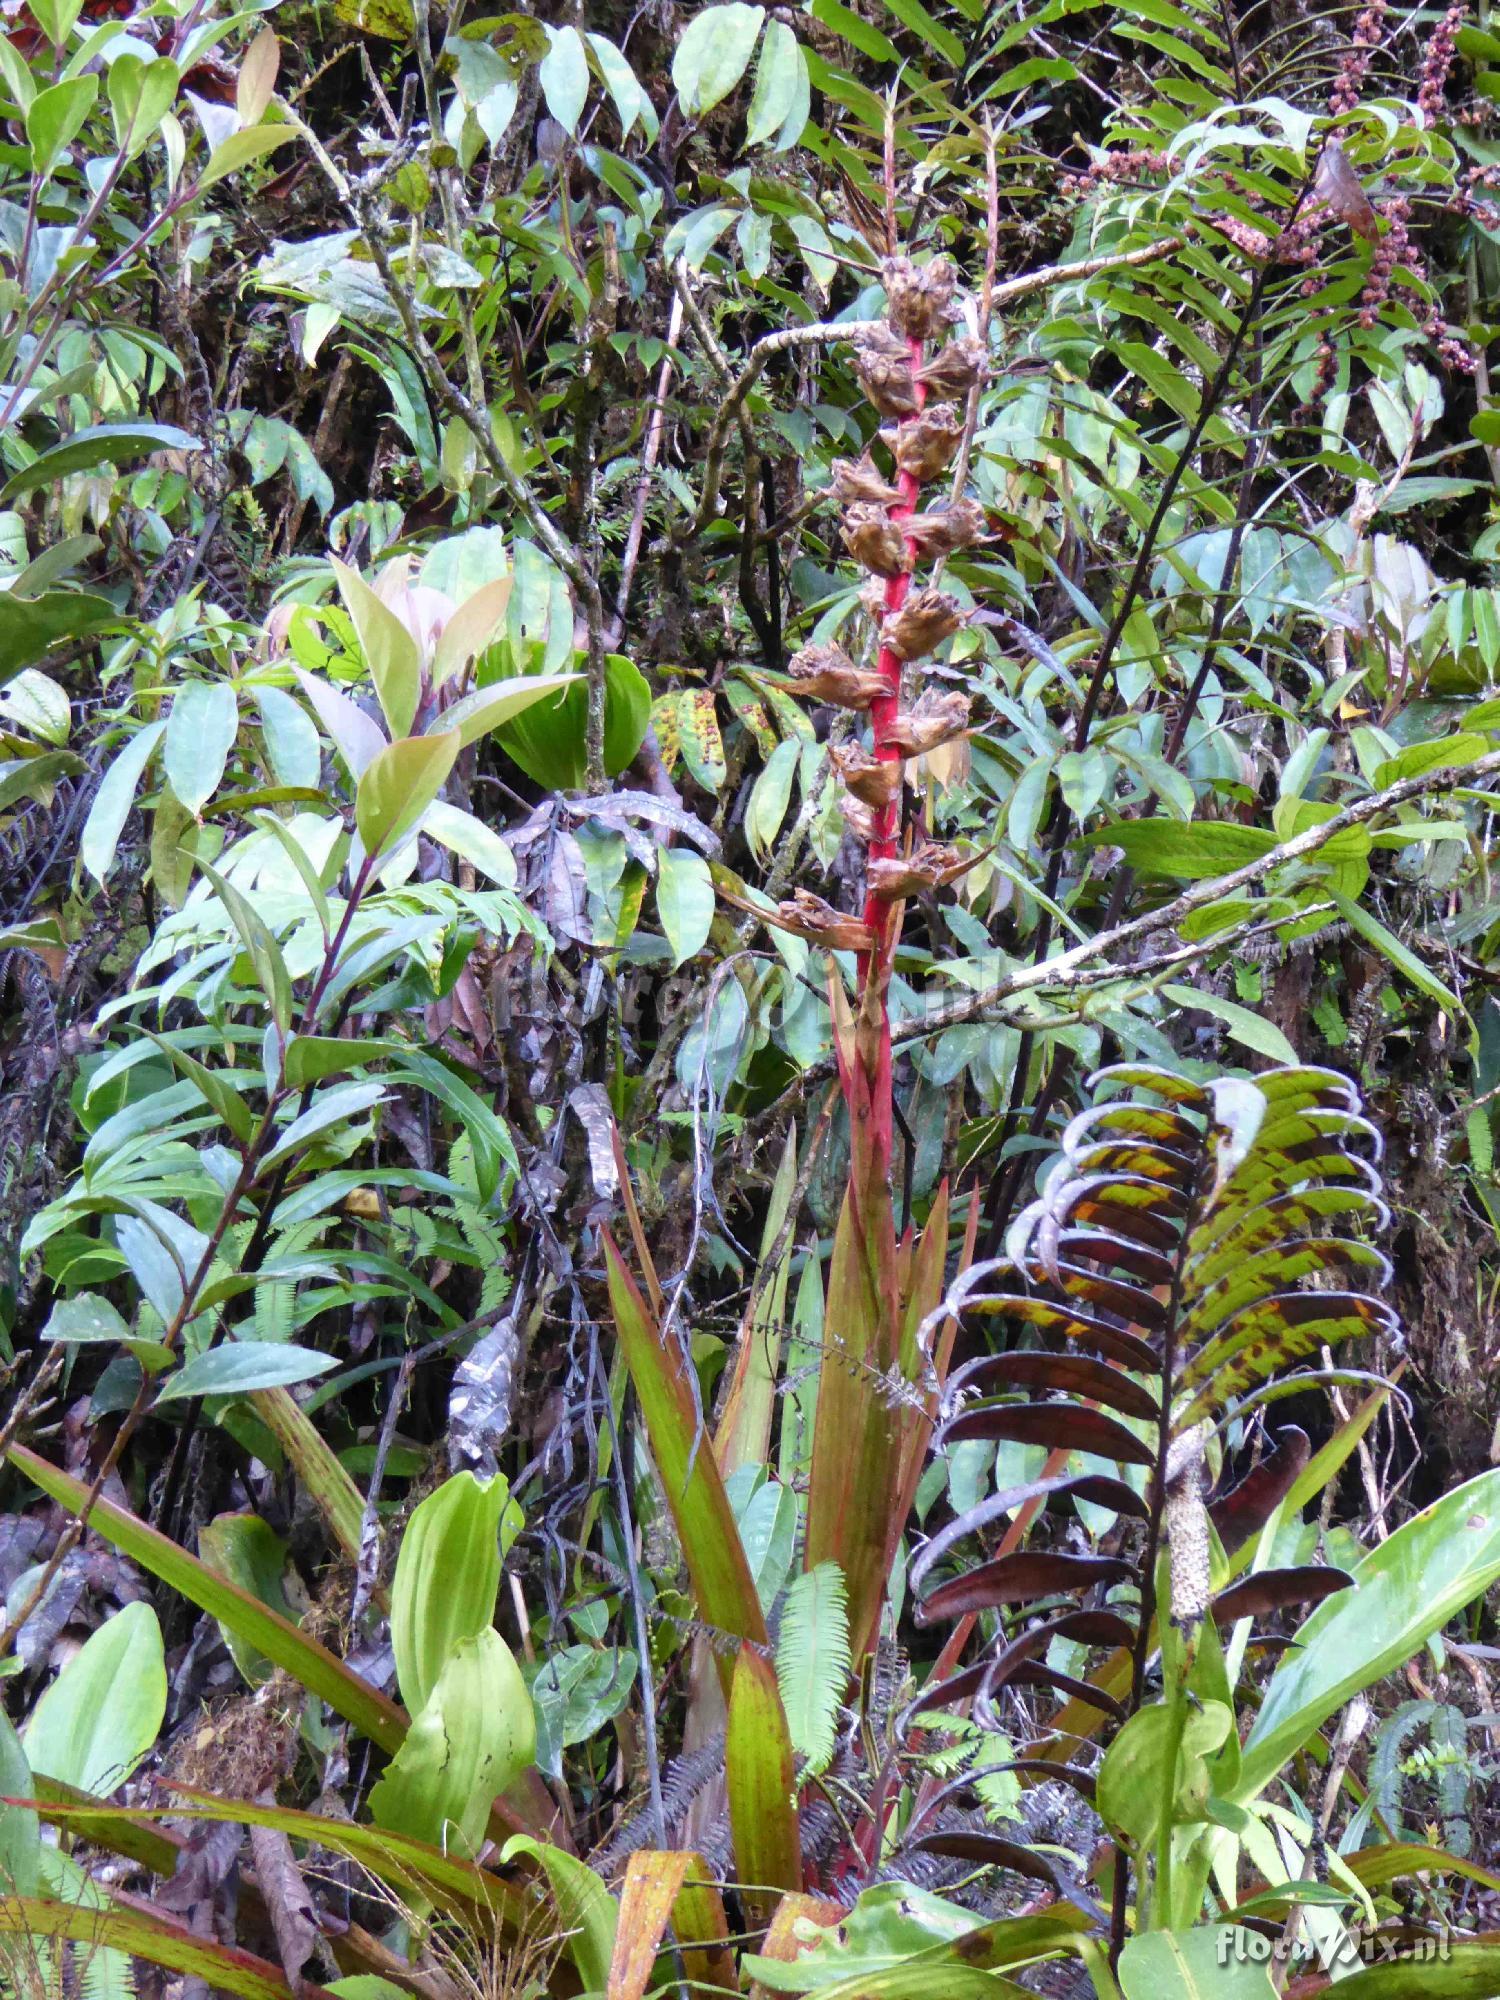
[
  {"xmin": 291, "ymin": 666, "xmax": 386, "ymax": 779},
  {"xmin": 1085, "ymin": 818, "xmax": 1277, "ymax": 878},
  {"xmin": 391, "ymin": 1471, "xmax": 517, "ymax": 1718},
  {"xmin": 26, "ymin": 73, "xmax": 97, "ymax": 179},
  {"xmin": 493, "ymin": 655, "xmax": 647, "ymax": 789},
  {"xmin": 282, "ymin": 1033, "xmax": 404, "ymax": 1087},
  {"xmin": 587, "ymin": 32, "xmax": 647, "ymax": 139},
  {"xmin": 422, "ymin": 799, "xmax": 517, "ymax": 885},
  {"xmin": 140, "ymin": 1027, "xmax": 255, "ymax": 1142},
  {"xmin": 6, "ymin": 1445, "xmax": 407, "ymax": 1753},
  {"xmin": 164, "ymin": 680, "xmax": 238, "ymax": 817},
  {"xmin": 1161, "ymin": 984, "xmax": 1298, "ymax": 1064},
  {"xmin": 261, "ymin": 1080, "xmax": 388, "ymax": 1168},
  {"xmin": 1098, "ymin": 1700, "xmax": 1232, "ymax": 1848},
  {"xmin": 355, "ymin": 729, "xmax": 460, "ymax": 860},
  {"xmin": 332, "ymin": 556, "xmax": 421, "ymax": 737},
  {"xmin": 197, "ymin": 1514, "xmax": 293, "ymax": 1685},
  {"xmin": 1237, "ymin": 1468, "xmax": 1500, "ymax": 1798},
  {"xmin": 255, "ymin": 686, "xmax": 322, "ymax": 789},
  {"xmin": 673, "ymin": 2, "xmax": 765, "ymax": 115},
  {"xmin": 369, "ymin": 1628, "xmax": 535, "ymax": 1853},
  {"xmin": 539, "ymin": 23, "xmax": 589, "ymax": 134},
  {"xmin": 2, "ymin": 425, "xmax": 199, "ymax": 502},
  {"xmin": 746, "ymin": 734, "xmax": 799, "ymax": 864},
  {"xmin": 0, "ymin": 750, "xmax": 79, "ymax": 815},
  {"xmin": 745, "ymin": 19, "xmax": 809, "ymax": 147},
  {"xmin": 23, "ymin": 1602, "xmax": 165, "ymax": 1796},
  {"xmin": 42, "ymin": 1291, "xmax": 131, "ymax": 1344},
  {"xmin": 0, "ymin": 668, "xmax": 70, "ymax": 744},
  {"xmin": 107, "ymin": 52, "xmax": 180, "ymax": 159},
  {"xmin": 81, "ymin": 719, "xmax": 166, "ymax": 884},
  {"xmin": 197, "ymin": 121, "xmax": 296, "ymax": 190},
  {"xmin": 156, "ymin": 1341, "xmax": 338, "ymax": 1401},
  {"xmin": 429, "ymin": 671, "xmax": 582, "ymax": 749},
  {"xmin": 1118, "ymin": 1928, "xmax": 1277, "ymax": 1998},
  {"xmin": 656, "ymin": 846, "xmax": 714, "ymax": 968}
]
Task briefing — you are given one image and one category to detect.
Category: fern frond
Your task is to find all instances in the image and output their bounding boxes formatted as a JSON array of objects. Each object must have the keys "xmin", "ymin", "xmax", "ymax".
[{"xmin": 775, "ymin": 1560, "xmax": 851, "ymax": 1777}]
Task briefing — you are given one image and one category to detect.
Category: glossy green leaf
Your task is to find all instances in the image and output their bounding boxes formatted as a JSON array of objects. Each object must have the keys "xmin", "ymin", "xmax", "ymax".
[
  {"xmin": 429, "ymin": 670, "xmax": 582, "ymax": 749},
  {"xmin": 0, "ymin": 1709, "xmax": 38, "ymax": 1898},
  {"xmin": 1161, "ymin": 984, "xmax": 1298, "ymax": 1064},
  {"xmin": 1305, "ymin": 1944, "xmax": 1500, "ymax": 1998},
  {"xmin": 197, "ymin": 122, "xmax": 296, "ymax": 190},
  {"xmin": 492, "ymin": 655, "xmax": 647, "ymax": 789},
  {"xmin": 23, "ymin": 1602, "xmax": 165, "ymax": 1796},
  {"xmin": 81, "ymin": 719, "xmax": 166, "ymax": 883},
  {"xmin": 157, "ymin": 1340, "xmax": 338, "ymax": 1402},
  {"xmin": 26, "ymin": 73, "xmax": 97, "ymax": 178},
  {"xmin": 2, "ymin": 425, "xmax": 199, "ymax": 502},
  {"xmin": 254, "ymin": 686, "xmax": 322, "ymax": 790},
  {"xmin": 194, "ymin": 855, "xmax": 294, "ymax": 1029},
  {"xmin": 745, "ymin": 19, "xmax": 808, "ymax": 147},
  {"xmin": 41, "ymin": 1291, "xmax": 131, "ymax": 1343},
  {"xmin": 197, "ymin": 1514, "xmax": 294, "ymax": 1685},
  {"xmin": 391, "ymin": 1470, "xmax": 515, "ymax": 1717},
  {"xmin": 673, "ymin": 1, "xmax": 765, "ymax": 115},
  {"xmin": 369, "ymin": 1628, "xmax": 535, "ymax": 1853},
  {"xmin": 1084, "ymin": 818, "xmax": 1277, "ymax": 878},
  {"xmin": 539, "ymin": 22, "xmax": 589, "ymax": 133},
  {"xmin": 0, "ymin": 1898, "xmax": 299, "ymax": 2000},
  {"xmin": 656, "ymin": 846, "xmax": 715, "ymax": 968},
  {"xmin": 332, "ymin": 556, "xmax": 421, "ymax": 737},
  {"xmin": 1118, "ymin": 1928, "xmax": 1276, "ymax": 1998},
  {"xmin": 355, "ymin": 729, "xmax": 460, "ymax": 860},
  {"xmin": 1237, "ymin": 1468, "xmax": 1500, "ymax": 1798}
]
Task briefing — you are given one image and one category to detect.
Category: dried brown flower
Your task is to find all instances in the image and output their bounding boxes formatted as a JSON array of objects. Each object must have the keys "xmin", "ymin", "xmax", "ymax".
[
  {"xmin": 903, "ymin": 498, "xmax": 986, "ymax": 562},
  {"xmin": 842, "ymin": 502, "xmax": 911, "ymax": 578},
  {"xmin": 829, "ymin": 453, "xmax": 903, "ymax": 508},
  {"xmin": 831, "ymin": 742, "xmax": 903, "ymax": 809},
  {"xmin": 884, "ymin": 689, "xmax": 971, "ymax": 756},
  {"xmin": 882, "ymin": 254, "xmax": 960, "ymax": 341},
  {"xmin": 920, "ymin": 335, "xmax": 989, "ymax": 400},
  {"xmin": 867, "ymin": 840, "xmax": 968, "ymax": 900},
  {"xmin": 889, "ymin": 402, "xmax": 965, "ymax": 482},
  {"xmin": 882, "ymin": 587, "xmax": 965, "ymax": 661},
  {"xmin": 771, "ymin": 890, "xmax": 875, "ymax": 952},
  {"xmin": 787, "ymin": 642, "xmax": 889, "ymax": 709},
  {"xmin": 852, "ymin": 324, "xmax": 919, "ymax": 417}
]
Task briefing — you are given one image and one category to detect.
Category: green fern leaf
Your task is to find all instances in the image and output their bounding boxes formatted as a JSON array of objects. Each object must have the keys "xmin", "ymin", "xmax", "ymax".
[{"xmin": 775, "ymin": 1560, "xmax": 850, "ymax": 1777}]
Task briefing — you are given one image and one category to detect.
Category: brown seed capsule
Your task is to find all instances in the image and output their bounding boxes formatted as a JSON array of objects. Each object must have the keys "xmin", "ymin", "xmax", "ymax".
[
  {"xmin": 881, "ymin": 254, "xmax": 960, "ymax": 341},
  {"xmin": 882, "ymin": 587, "xmax": 965, "ymax": 661},
  {"xmin": 889, "ymin": 402, "xmax": 965, "ymax": 482},
  {"xmin": 903, "ymin": 497, "xmax": 986, "ymax": 562},
  {"xmin": 867, "ymin": 841, "xmax": 964, "ymax": 901},
  {"xmin": 884, "ymin": 688, "xmax": 971, "ymax": 756},
  {"xmin": 920, "ymin": 335, "xmax": 989, "ymax": 401},
  {"xmin": 787, "ymin": 642, "xmax": 889, "ymax": 710},
  {"xmin": 842, "ymin": 502, "xmax": 911, "ymax": 579},
  {"xmin": 852, "ymin": 324, "xmax": 919, "ymax": 417},
  {"xmin": 772, "ymin": 889, "xmax": 876, "ymax": 952},
  {"xmin": 829, "ymin": 453, "xmax": 903, "ymax": 508},
  {"xmin": 831, "ymin": 741, "xmax": 902, "ymax": 809}
]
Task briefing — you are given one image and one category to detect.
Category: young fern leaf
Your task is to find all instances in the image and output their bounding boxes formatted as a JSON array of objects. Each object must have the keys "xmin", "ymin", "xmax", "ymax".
[{"xmin": 775, "ymin": 1561, "xmax": 851, "ymax": 1777}]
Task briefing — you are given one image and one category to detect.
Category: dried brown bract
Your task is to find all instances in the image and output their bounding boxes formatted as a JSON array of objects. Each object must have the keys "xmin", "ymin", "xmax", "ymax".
[
  {"xmin": 882, "ymin": 254, "xmax": 960, "ymax": 341},
  {"xmin": 867, "ymin": 841, "xmax": 967, "ymax": 900},
  {"xmin": 882, "ymin": 587, "xmax": 965, "ymax": 661},
  {"xmin": 843, "ymin": 502, "xmax": 911, "ymax": 578},
  {"xmin": 787, "ymin": 642, "xmax": 889, "ymax": 709},
  {"xmin": 885, "ymin": 689, "xmax": 971, "ymax": 756},
  {"xmin": 831, "ymin": 742, "xmax": 903, "ymax": 809},
  {"xmin": 852, "ymin": 324, "xmax": 919, "ymax": 417},
  {"xmin": 772, "ymin": 889, "xmax": 875, "ymax": 951},
  {"xmin": 903, "ymin": 498, "xmax": 986, "ymax": 562},
  {"xmin": 889, "ymin": 402, "xmax": 965, "ymax": 482},
  {"xmin": 920, "ymin": 335, "xmax": 989, "ymax": 400},
  {"xmin": 829, "ymin": 452, "xmax": 903, "ymax": 508}
]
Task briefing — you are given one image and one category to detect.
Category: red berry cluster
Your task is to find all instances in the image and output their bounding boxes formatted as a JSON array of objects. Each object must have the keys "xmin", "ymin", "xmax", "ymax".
[
  {"xmin": 1059, "ymin": 148, "xmax": 1169, "ymax": 197},
  {"xmin": 1418, "ymin": 2, "xmax": 1466, "ymax": 120},
  {"xmin": 1329, "ymin": 0, "xmax": 1389, "ymax": 114}
]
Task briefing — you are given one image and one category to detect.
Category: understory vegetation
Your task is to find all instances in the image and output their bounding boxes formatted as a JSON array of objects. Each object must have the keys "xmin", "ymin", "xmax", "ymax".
[{"xmin": 5, "ymin": 0, "xmax": 1500, "ymax": 1992}]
